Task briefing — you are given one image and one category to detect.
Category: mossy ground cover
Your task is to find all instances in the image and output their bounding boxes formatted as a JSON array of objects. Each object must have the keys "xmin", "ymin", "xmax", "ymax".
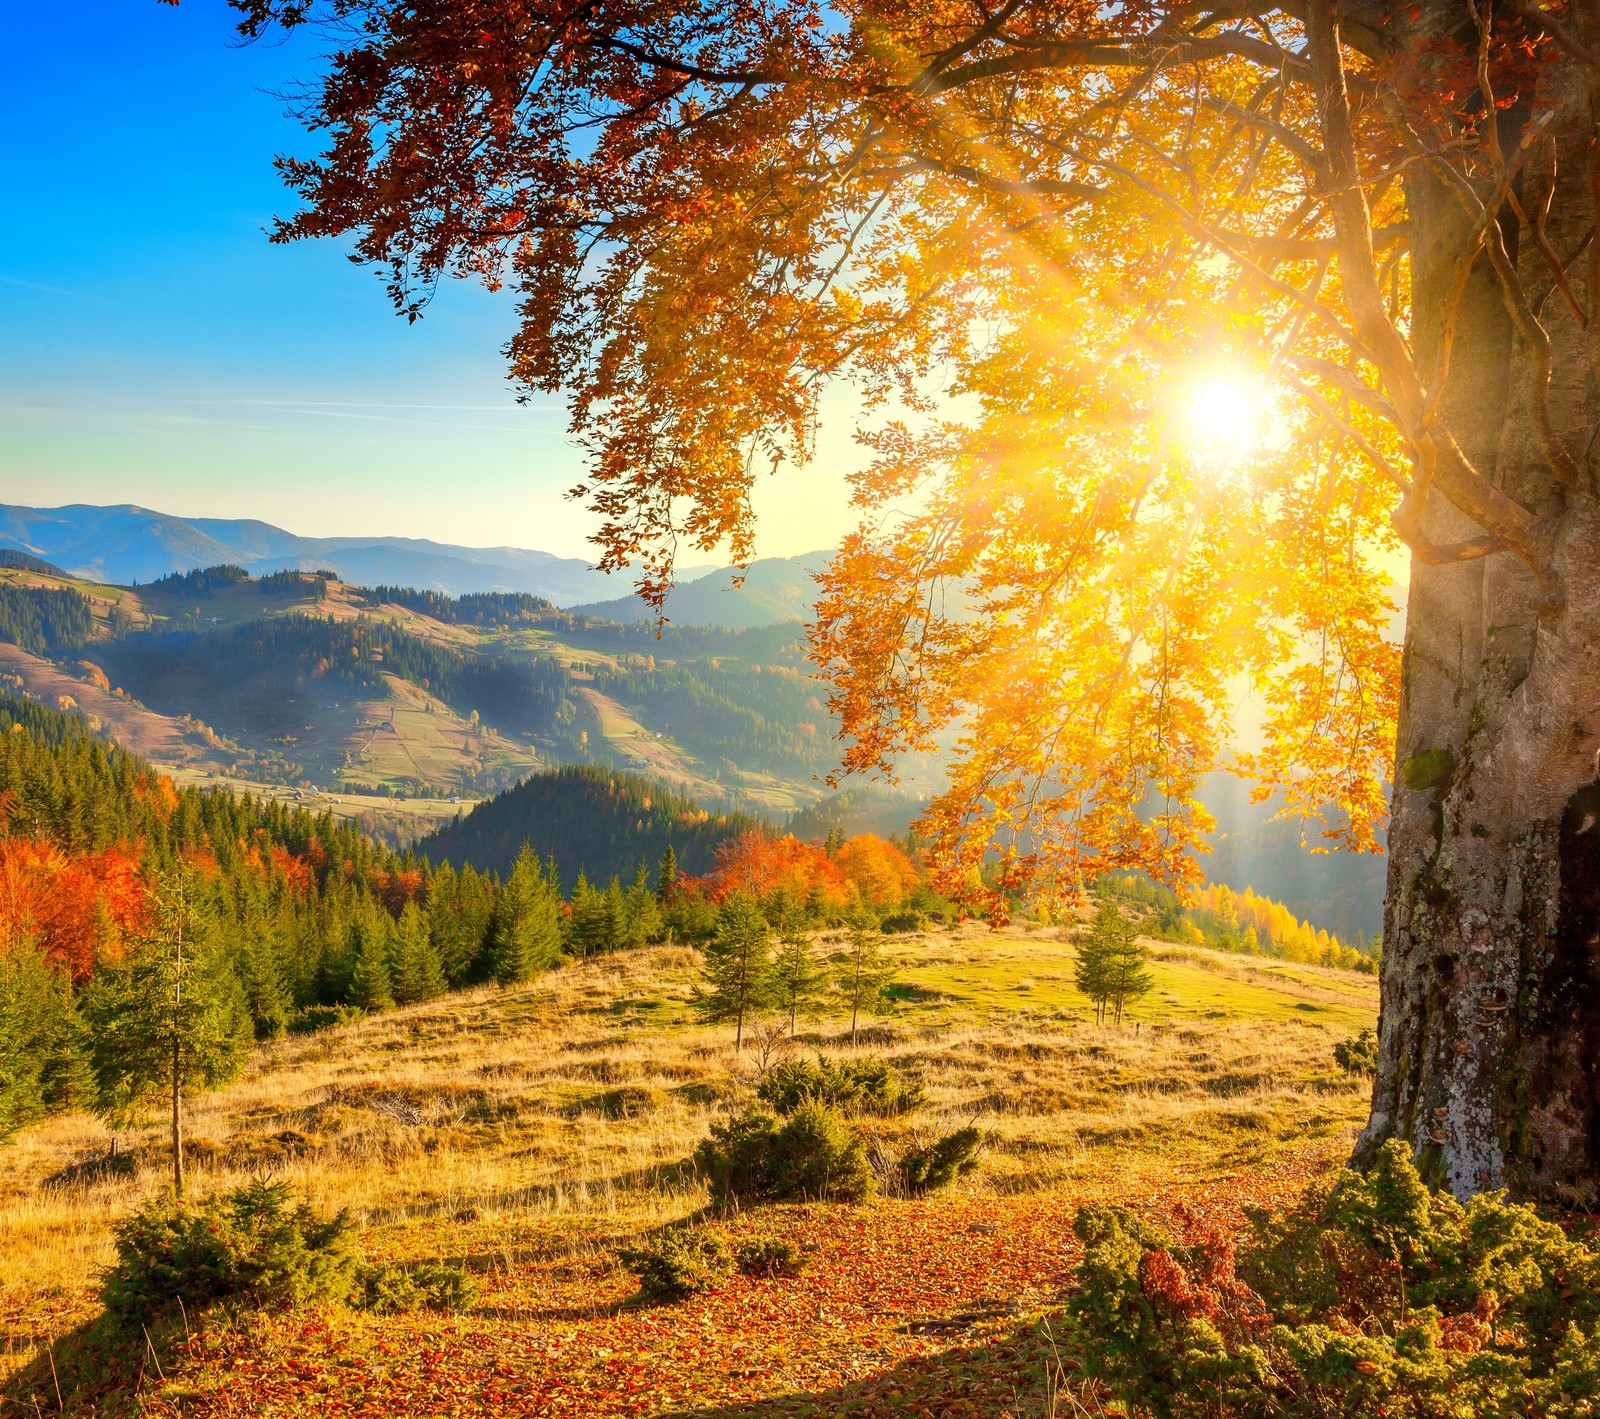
[{"xmin": 0, "ymin": 929, "xmax": 1376, "ymax": 1417}]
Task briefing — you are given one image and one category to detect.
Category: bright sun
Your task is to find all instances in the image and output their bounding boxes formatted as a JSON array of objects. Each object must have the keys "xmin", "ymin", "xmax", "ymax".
[{"xmin": 1184, "ymin": 375, "xmax": 1267, "ymax": 457}]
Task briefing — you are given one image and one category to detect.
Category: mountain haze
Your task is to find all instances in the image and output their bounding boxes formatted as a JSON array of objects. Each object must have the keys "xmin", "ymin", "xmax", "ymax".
[
  {"xmin": 0, "ymin": 503, "xmax": 640, "ymax": 604},
  {"xmin": 571, "ymin": 551, "xmax": 830, "ymax": 628}
]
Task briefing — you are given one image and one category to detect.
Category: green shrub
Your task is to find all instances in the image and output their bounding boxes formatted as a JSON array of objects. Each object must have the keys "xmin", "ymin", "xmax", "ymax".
[
  {"xmin": 1066, "ymin": 1140, "xmax": 1600, "ymax": 1418},
  {"xmin": 102, "ymin": 1178, "xmax": 357, "ymax": 1326},
  {"xmin": 897, "ymin": 1126, "xmax": 982, "ymax": 1196},
  {"xmin": 1333, "ymin": 1028, "xmax": 1378, "ymax": 1076},
  {"xmin": 356, "ymin": 1261, "xmax": 479, "ymax": 1314},
  {"xmin": 880, "ymin": 909, "xmax": 931, "ymax": 935},
  {"xmin": 757, "ymin": 1057, "xmax": 925, "ymax": 1117},
  {"xmin": 288, "ymin": 1004, "xmax": 365, "ymax": 1036},
  {"xmin": 617, "ymin": 1227, "xmax": 733, "ymax": 1302},
  {"xmin": 695, "ymin": 1102, "xmax": 876, "ymax": 1207},
  {"xmin": 736, "ymin": 1236, "xmax": 806, "ymax": 1278}
]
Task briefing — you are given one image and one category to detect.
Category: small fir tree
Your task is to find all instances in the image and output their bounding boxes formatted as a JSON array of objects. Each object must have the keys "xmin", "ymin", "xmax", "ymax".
[
  {"xmin": 348, "ymin": 911, "xmax": 395, "ymax": 1013},
  {"xmin": 392, "ymin": 901, "xmax": 447, "ymax": 1005},
  {"xmin": 656, "ymin": 844, "xmax": 679, "ymax": 906},
  {"xmin": 38, "ymin": 969, "xmax": 96, "ymax": 1112},
  {"xmin": 1106, "ymin": 927, "xmax": 1154, "ymax": 1025},
  {"xmin": 696, "ymin": 893, "xmax": 776, "ymax": 1050},
  {"xmin": 83, "ymin": 871, "xmax": 253, "ymax": 1196},
  {"xmin": 0, "ymin": 946, "xmax": 48, "ymax": 1145},
  {"xmin": 623, "ymin": 864, "xmax": 662, "ymax": 948},
  {"xmin": 841, "ymin": 918, "xmax": 897, "ymax": 1046},
  {"xmin": 487, "ymin": 846, "xmax": 562, "ymax": 984}
]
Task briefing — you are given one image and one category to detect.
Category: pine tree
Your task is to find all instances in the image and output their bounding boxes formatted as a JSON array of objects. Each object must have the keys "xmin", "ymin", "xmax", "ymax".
[
  {"xmin": 487, "ymin": 847, "xmax": 561, "ymax": 984},
  {"xmin": 0, "ymin": 946, "xmax": 47, "ymax": 1145},
  {"xmin": 841, "ymin": 917, "xmax": 896, "ymax": 1046},
  {"xmin": 622, "ymin": 865, "xmax": 662, "ymax": 948},
  {"xmin": 695, "ymin": 893, "xmax": 775, "ymax": 1050},
  {"xmin": 655, "ymin": 844, "xmax": 679, "ymax": 906},
  {"xmin": 37, "ymin": 970, "xmax": 95, "ymax": 1112},
  {"xmin": 392, "ymin": 901, "xmax": 446, "ymax": 1005},
  {"xmin": 235, "ymin": 917, "xmax": 292, "ymax": 1039},
  {"xmin": 1107, "ymin": 928, "xmax": 1154, "ymax": 1026},
  {"xmin": 82, "ymin": 871, "xmax": 253, "ymax": 1195},
  {"xmin": 1076, "ymin": 901, "xmax": 1142, "ymax": 1025},
  {"xmin": 773, "ymin": 926, "xmax": 825, "ymax": 1034},
  {"xmin": 348, "ymin": 910, "xmax": 395, "ymax": 1013}
]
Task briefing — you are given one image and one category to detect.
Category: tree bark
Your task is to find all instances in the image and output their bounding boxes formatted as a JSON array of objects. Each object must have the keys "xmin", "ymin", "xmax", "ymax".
[{"xmin": 1356, "ymin": 68, "xmax": 1600, "ymax": 1199}]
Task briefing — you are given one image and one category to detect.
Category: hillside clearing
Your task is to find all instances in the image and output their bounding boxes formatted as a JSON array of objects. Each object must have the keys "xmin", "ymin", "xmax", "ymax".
[{"xmin": 0, "ymin": 930, "xmax": 1375, "ymax": 1417}]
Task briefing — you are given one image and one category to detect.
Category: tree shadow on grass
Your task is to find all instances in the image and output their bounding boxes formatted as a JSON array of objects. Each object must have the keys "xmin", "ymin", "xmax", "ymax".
[
  {"xmin": 1, "ymin": 1310, "xmax": 161, "ymax": 1419},
  {"xmin": 658, "ymin": 1314, "xmax": 1077, "ymax": 1419}
]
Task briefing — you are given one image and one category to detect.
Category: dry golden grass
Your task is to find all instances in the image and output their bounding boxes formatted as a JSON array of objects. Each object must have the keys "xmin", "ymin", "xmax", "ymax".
[{"xmin": 0, "ymin": 931, "xmax": 1376, "ymax": 1395}]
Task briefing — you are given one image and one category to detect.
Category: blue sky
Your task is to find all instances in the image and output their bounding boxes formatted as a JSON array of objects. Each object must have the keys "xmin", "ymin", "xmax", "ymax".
[{"xmin": 0, "ymin": 1, "xmax": 848, "ymax": 558}]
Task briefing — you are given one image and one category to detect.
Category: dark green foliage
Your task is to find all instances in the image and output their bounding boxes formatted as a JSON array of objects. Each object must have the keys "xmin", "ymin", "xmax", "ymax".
[
  {"xmin": 897, "ymin": 1127, "xmax": 982, "ymax": 1196},
  {"xmin": 735, "ymin": 1236, "xmax": 806, "ymax": 1278},
  {"xmin": 1066, "ymin": 1140, "xmax": 1600, "ymax": 1418},
  {"xmin": 346, "ymin": 911, "xmax": 395, "ymax": 1013},
  {"xmin": 0, "ymin": 584, "xmax": 93, "ymax": 656},
  {"xmin": 695, "ymin": 893, "xmax": 776, "ymax": 1048},
  {"xmin": 82, "ymin": 877, "xmax": 254, "ymax": 1132},
  {"xmin": 1333, "ymin": 1028, "xmax": 1378, "ymax": 1076},
  {"xmin": 617, "ymin": 1227, "xmax": 733, "ymax": 1303},
  {"xmin": 757, "ymin": 1057, "xmax": 925, "ymax": 1117},
  {"xmin": 137, "ymin": 565, "xmax": 250, "ymax": 596},
  {"xmin": 419, "ymin": 765, "xmax": 759, "ymax": 885},
  {"xmin": 391, "ymin": 901, "xmax": 447, "ymax": 1005},
  {"xmin": 288, "ymin": 1004, "xmax": 365, "ymax": 1035},
  {"xmin": 102, "ymin": 1178, "xmax": 358, "ymax": 1326},
  {"xmin": 0, "ymin": 947, "xmax": 48, "ymax": 1143},
  {"xmin": 694, "ymin": 1103, "xmax": 876, "ymax": 1207},
  {"xmin": 361, "ymin": 586, "xmax": 556, "ymax": 627},
  {"xmin": 356, "ymin": 1261, "xmax": 479, "ymax": 1313},
  {"xmin": 485, "ymin": 847, "xmax": 562, "ymax": 983},
  {"xmin": 772, "ymin": 924, "xmax": 826, "ymax": 1031},
  {"xmin": 1076, "ymin": 901, "xmax": 1151, "ymax": 1024}
]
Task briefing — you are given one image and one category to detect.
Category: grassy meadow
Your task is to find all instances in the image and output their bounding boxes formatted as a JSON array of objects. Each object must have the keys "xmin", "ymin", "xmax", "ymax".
[{"xmin": 0, "ymin": 925, "xmax": 1376, "ymax": 1417}]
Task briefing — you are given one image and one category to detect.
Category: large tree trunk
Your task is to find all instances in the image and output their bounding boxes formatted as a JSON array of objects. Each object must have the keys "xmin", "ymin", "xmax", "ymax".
[{"xmin": 1355, "ymin": 78, "xmax": 1600, "ymax": 1199}]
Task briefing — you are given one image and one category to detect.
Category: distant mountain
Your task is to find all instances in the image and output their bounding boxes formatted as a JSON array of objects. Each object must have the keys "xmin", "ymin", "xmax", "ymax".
[
  {"xmin": 417, "ymin": 766, "xmax": 762, "ymax": 883},
  {"xmin": 572, "ymin": 552, "xmax": 831, "ymax": 629},
  {"xmin": 0, "ymin": 503, "xmax": 636, "ymax": 604},
  {"xmin": 786, "ymin": 786, "xmax": 925, "ymax": 843}
]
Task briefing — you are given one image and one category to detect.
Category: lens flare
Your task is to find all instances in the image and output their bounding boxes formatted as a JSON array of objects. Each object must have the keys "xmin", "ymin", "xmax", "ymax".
[{"xmin": 1185, "ymin": 375, "xmax": 1267, "ymax": 458}]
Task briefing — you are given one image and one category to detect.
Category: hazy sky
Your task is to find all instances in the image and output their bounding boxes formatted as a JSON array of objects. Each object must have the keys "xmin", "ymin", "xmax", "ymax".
[{"xmin": 0, "ymin": 1, "xmax": 853, "ymax": 560}]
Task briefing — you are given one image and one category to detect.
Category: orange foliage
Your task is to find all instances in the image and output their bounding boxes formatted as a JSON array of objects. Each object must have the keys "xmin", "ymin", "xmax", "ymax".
[
  {"xmin": 707, "ymin": 830, "xmax": 920, "ymax": 913},
  {"xmin": 707, "ymin": 831, "xmax": 848, "ymax": 911},
  {"xmin": 132, "ymin": 772, "xmax": 179, "ymax": 823},
  {"xmin": 371, "ymin": 868, "xmax": 425, "ymax": 914},
  {"xmin": 834, "ymin": 835, "xmax": 919, "ymax": 911},
  {"xmin": 0, "ymin": 839, "xmax": 148, "ymax": 979}
]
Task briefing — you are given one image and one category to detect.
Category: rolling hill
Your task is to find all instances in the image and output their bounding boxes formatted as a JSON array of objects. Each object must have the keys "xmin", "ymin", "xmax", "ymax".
[
  {"xmin": 0, "ymin": 503, "xmax": 647, "ymax": 603},
  {"xmin": 416, "ymin": 764, "xmax": 761, "ymax": 882},
  {"xmin": 570, "ymin": 551, "xmax": 830, "ymax": 628}
]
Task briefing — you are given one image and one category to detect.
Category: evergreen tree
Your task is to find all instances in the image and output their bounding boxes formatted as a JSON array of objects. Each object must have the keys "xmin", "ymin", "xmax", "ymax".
[
  {"xmin": 82, "ymin": 872, "xmax": 253, "ymax": 1195},
  {"xmin": 486, "ymin": 847, "xmax": 561, "ymax": 984},
  {"xmin": 695, "ymin": 893, "xmax": 775, "ymax": 1049},
  {"xmin": 568, "ymin": 871, "xmax": 623, "ymax": 958},
  {"xmin": 0, "ymin": 946, "xmax": 47, "ymax": 1145},
  {"xmin": 392, "ymin": 901, "xmax": 447, "ymax": 1005},
  {"xmin": 655, "ymin": 844, "xmax": 679, "ymax": 906},
  {"xmin": 235, "ymin": 917, "xmax": 292, "ymax": 1039},
  {"xmin": 1076, "ymin": 901, "xmax": 1139, "ymax": 1025},
  {"xmin": 348, "ymin": 910, "xmax": 395, "ymax": 1013},
  {"xmin": 773, "ymin": 925, "xmax": 826, "ymax": 1034},
  {"xmin": 622, "ymin": 865, "xmax": 662, "ymax": 948},
  {"xmin": 1106, "ymin": 927, "xmax": 1154, "ymax": 1025},
  {"xmin": 841, "ymin": 917, "xmax": 896, "ymax": 1046},
  {"xmin": 37, "ymin": 970, "xmax": 95, "ymax": 1112}
]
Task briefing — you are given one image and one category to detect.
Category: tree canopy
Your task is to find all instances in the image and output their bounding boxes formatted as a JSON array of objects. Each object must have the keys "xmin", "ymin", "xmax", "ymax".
[{"xmin": 227, "ymin": 0, "xmax": 1582, "ymax": 912}]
